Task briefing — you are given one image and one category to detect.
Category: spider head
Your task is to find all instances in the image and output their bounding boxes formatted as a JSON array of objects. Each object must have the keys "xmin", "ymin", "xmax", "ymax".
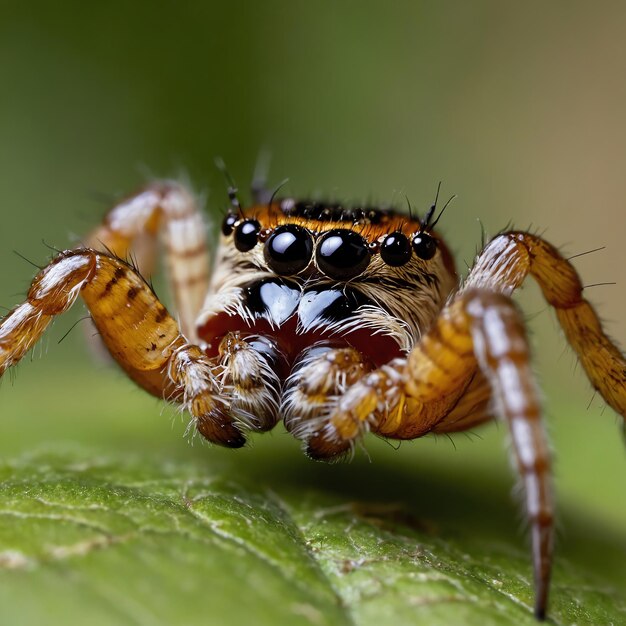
[{"xmin": 197, "ymin": 200, "xmax": 457, "ymax": 372}]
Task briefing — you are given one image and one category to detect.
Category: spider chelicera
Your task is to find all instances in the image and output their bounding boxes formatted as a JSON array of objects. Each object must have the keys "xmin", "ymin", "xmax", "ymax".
[{"xmin": 0, "ymin": 176, "xmax": 624, "ymax": 620}]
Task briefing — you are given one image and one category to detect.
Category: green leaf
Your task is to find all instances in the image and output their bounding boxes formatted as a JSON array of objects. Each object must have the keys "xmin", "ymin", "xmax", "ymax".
[
  {"xmin": 0, "ymin": 368, "xmax": 624, "ymax": 626},
  {"xmin": 0, "ymin": 446, "xmax": 624, "ymax": 626}
]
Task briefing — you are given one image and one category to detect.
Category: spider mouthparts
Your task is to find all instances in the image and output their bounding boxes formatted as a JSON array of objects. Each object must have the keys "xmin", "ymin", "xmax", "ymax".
[{"xmin": 197, "ymin": 279, "xmax": 404, "ymax": 373}]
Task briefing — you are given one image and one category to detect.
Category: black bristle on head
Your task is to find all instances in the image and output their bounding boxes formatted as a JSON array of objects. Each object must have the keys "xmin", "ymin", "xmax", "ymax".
[
  {"xmin": 421, "ymin": 181, "xmax": 455, "ymax": 231},
  {"xmin": 215, "ymin": 157, "xmax": 244, "ymax": 218},
  {"xmin": 279, "ymin": 200, "xmax": 391, "ymax": 225},
  {"xmin": 421, "ymin": 181, "xmax": 442, "ymax": 229}
]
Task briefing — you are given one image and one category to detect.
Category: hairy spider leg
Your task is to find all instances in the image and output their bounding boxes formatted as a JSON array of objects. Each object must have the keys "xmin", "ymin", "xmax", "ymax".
[
  {"xmin": 85, "ymin": 181, "xmax": 210, "ymax": 342},
  {"xmin": 464, "ymin": 232, "xmax": 626, "ymax": 417},
  {"xmin": 466, "ymin": 291, "xmax": 553, "ymax": 620},
  {"xmin": 302, "ymin": 291, "xmax": 549, "ymax": 616},
  {"xmin": 0, "ymin": 249, "xmax": 279, "ymax": 446},
  {"xmin": 429, "ymin": 370, "xmax": 493, "ymax": 433}
]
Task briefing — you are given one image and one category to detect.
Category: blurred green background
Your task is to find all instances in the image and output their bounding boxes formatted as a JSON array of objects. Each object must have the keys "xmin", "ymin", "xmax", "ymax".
[{"xmin": 0, "ymin": 0, "xmax": 624, "ymax": 608}]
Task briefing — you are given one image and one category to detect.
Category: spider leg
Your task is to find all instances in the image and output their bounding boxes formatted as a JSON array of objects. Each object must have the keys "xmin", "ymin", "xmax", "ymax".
[
  {"xmin": 430, "ymin": 370, "xmax": 492, "ymax": 433},
  {"xmin": 465, "ymin": 290, "xmax": 553, "ymax": 620},
  {"xmin": 0, "ymin": 249, "xmax": 259, "ymax": 447},
  {"xmin": 463, "ymin": 231, "xmax": 626, "ymax": 418},
  {"xmin": 85, "ymin": 181, "xmax": 210, "ymax": 341},
  {"xmin": 302, "ymin": 291, "xmax": 553, "ymax": 618},
  {"xmin": 303, "ymin": 297, "xmax": 480, "ymax": 459}
]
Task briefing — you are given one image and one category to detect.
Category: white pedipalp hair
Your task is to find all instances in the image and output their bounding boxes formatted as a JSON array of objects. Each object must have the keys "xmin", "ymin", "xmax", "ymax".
[{"xmin": 216, "ymin": 336, "xmax": 282, "ymax": 432}]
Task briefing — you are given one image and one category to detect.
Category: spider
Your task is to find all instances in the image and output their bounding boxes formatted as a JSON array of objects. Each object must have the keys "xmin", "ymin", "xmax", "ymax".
[{"xmin": 0, "ymin": 175, "xmax": 624, "ymax": 621}]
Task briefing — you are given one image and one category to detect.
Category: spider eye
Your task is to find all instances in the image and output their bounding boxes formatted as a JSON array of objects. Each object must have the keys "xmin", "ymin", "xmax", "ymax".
[
  {"xmin": 412, "ymin": 232, "xmax": 437, "ymax": 260},
  {"xmin": 234, "ymin": 219, "xmax": 261, "ymax": 252},
  {"xmin": 264, "ymin": 224, "xmax": 313, "ymax": 275},
  {"xmin": 316, "ymin": 229, "xmax": 370, "ymax": 280},
  {"xmin": 380, "ymin": 232, "xmax": 411, "ymax": 266},
  {"xmin": 221, "ymin": 213, "xmax": 237, "ymax": 236}
]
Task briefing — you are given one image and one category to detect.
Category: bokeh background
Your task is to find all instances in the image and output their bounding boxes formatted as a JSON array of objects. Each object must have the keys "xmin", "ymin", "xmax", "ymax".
[{"xmin": 1, "ymin": 0, "xmax": 624, "ymax": 601}]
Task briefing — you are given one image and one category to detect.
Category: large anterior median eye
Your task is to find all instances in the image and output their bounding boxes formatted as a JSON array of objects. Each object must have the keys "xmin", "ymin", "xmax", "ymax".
[
  {"xmin": 264, "ymin": 225, "xmax": 313, "ymax": 275},
  {"xmin": 316, "ymin": 229, "xmax": 370, "ymax": 280}
]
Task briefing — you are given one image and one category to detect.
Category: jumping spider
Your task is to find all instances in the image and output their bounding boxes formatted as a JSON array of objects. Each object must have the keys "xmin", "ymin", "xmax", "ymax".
[{"xmin": 0, "ymin": 176, "xmax": 624, "ymax": 621}]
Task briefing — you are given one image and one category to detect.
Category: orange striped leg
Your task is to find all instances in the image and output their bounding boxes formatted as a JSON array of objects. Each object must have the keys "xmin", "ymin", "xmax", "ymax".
[
  {"xmin": 464, "ymin": 290, "xmax": 553, "ymax": 620},
  {"xmin": 464, "ymin": 231, "xmax": 626, "ymax": 419},
  {"xmin": 0, "ymin": 249, "xmax": 259, "ymax": 447},
  {"xmin": 85, "ymin": 181, "xmax": 210, "ymax": 341},
  {"xmin": 430, "ymin": 371, "xmax": 493, "ymax": 434},
  {"xmin": 306, "ymin": 297, "xmax": 480, "ymax": 460},
  {"xmin": 308, "ymin": 290, "xmax": 552, "ymax": 618}
]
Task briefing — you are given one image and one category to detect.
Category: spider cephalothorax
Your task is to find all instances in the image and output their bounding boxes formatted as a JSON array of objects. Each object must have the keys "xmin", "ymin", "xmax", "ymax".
[
  {"xmin": 194, "ymin": 199, "xmax": 459, "ymax": 456},
  {"xmin": 0, "ymin": 177, "xmax": 624, "ymax": 621},
  {"xmin": 200, "ymin": 200, "xmax": 457, "ymax": 365}
]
